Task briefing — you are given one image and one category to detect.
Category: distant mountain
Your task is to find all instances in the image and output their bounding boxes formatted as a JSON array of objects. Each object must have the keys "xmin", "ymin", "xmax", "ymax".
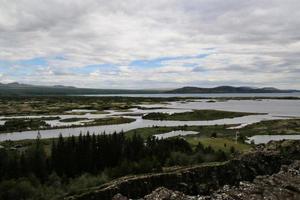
[
  {"xmin": 0, "ymin": 82, "xmax": 298, "ymax": 96},
  {"xmin": 166, "ymin": 86, "xmax": 299, "ymax": 93},
  {"xmin": 0, "ymin": 82, "xmax": 160, "ymax": 96}
]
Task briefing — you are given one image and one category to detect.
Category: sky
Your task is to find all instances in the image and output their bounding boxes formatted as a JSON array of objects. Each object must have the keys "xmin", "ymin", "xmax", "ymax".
[{"xmin": 0, "ymin": 0, "xmax": 300, "ymax": 89}]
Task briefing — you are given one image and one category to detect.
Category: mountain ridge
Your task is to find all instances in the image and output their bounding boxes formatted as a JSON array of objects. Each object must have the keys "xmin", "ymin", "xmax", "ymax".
[
  {"xmin": 166, "ymin": 86, "xmax": 298, "ymax": 93},
  {"xmin": 0, "ymin": 82, "xmax": 298, "ymax": 95}
]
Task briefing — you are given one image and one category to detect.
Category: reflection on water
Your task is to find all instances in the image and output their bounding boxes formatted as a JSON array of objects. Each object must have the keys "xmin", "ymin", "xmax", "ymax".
[
  {"xmin": 0, "ymin": 99, "xmax": 299, "ymax": 141},
  {"xmin": 247, "ymin": 135, "xmax": 300, "ymax": 144}
]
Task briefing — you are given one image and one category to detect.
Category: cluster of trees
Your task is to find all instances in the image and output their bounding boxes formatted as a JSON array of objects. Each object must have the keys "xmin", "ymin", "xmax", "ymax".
[
  {"xmin": 51, "ymin": 132, "xmax": 195, "ymax": 177},
  {"xmin": 0, "ymin": 132, "xmax": 229, "ymax": 200}
]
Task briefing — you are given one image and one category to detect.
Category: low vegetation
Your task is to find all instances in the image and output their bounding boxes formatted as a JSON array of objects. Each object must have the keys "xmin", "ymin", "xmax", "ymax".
[
  {"xmin": 239, "ymin": 118, "xmax": 300, "ymax": 136},
  {"xmin": 84, "ymin": 117, "xmax": 136, "ymax": 126},
  {"xmin": 0, "ymin": 118, "xmax": 50, "ymax": 133},
  {"xmin": 0, "ymin": 96, "xmax": 177, "ymax": 116},
  {"xmin": 0, "ymin": 117, "xmax": 135, "ymax": 134},
  {"xmin": 125, "ymin": 124, "xmax": 238, "ymax": 140},
  {"xmin": 186, "ymin": 137, "xmax": 250, "ymax": 153},
  {"xmin": 142, "ymin": 109, "xmax": 261, "ymax": 121},
  {"xmin": 0, "ymin": 132, "xmax": 231, "ymax": 200},
  {"xmin": 59, "ymin": 118, "xmax": 89, "ymax": 122}
]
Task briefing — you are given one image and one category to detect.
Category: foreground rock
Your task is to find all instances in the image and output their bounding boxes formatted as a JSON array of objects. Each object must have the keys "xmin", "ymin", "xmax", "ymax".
[
  {"xmin": 143, "ymin": 187, "xmax": 194, "ymax": 200},
  {"xmin": 200, "ymin": 160, "xmax": 300, "ymax": 200},
  {"xmin": 65, "ymin": 140, "xmax": 300, "ymax": 200},
  {"xmin": 120, "ymin": 160, "xmax": 300, "ymax": 200}
]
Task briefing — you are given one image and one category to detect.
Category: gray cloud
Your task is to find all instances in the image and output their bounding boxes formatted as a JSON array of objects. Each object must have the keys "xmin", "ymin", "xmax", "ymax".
[{"xmin": 0, "ymin": 0, "xmax": 299, "ymax": 89}]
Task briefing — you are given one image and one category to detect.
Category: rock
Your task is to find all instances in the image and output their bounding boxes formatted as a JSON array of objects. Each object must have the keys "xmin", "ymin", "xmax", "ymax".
[
  {"xmin": 112, "ymin": 193, "xmax": 128, "ymax": 200},
  {"xmin": 144, "ymin": 187, "xmax": 193, "ymax": 200},
  {"xmin": 64, "ymin": 140, "xmax": 300, "ymax": 200},
  {"xmin": 196, "ymin": 160, "xmax": 300, "ymax": 200}
]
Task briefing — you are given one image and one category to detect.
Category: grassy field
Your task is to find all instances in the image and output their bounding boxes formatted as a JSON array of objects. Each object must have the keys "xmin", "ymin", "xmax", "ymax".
[
  {"xmin": 125, "ymin": 124, "xmax": 237, "ymax": 139},
  {"xmin": 59, "ymin": 118, "xmax": 89, "ymax": 122},
  {"xmin": 85, "ymin": 117, "xmax": 136, "ymax": 126},
  {"xmin": 125, "ymin": 125, "xmax": 251, "ymax": 153},
  {"xmin": 239, "ymin": 118, "xmax": 300, "ymax": 136},
  {"xmin": 186, "ymin": 137, "xmax": 251, "ymax": 153},
  {"xmin": 126, "ymin": 118, "xmax": 300, "ymax": 140},
  {"xmin": 142, "ymin": 109, "xmax": 262, "ymax": 121}
]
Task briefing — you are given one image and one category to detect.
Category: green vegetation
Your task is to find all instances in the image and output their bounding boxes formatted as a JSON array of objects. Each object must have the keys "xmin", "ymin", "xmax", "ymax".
[
  {"xmin": 186, "ymin": 137, "xmax": 250, "ymax": 153},
  {"xmin": 0, "ymin": 132, "xmax": 231, "ymax": 200},
  {"xmin": 85, "ymin": 117, "xmax": 136, "ymax": 126},
  {"xmin": 125, "ymin": 125, "xmax": 250, "ymax": 153},
  {"xmin": 125, "ymin": 125, "xmax": 237, "ymax": 139},
  {"xmin": 59, "ymin": 118, "xmax": 89, "ymax": 122},
  {"xmin": 142, "ymin": 109, "xmax": 261, "ymax": 121},
  {"xmin": 1, "ymin": 116, "xmax": 60, "ymax": 121},
  {"xmin": 0, "ymin": 117, "xmax": 135, "ymax": 134},
  {"xmin": 0, "ymin": 118, "xmax": 50, "ymax": 133},
  {"xmin": 239, "ymin": 119, "xmax": 300, "ymax": 136},
  {"xmin": 0, "ymin": 96, "xmax": 176, "ymax": 116}
]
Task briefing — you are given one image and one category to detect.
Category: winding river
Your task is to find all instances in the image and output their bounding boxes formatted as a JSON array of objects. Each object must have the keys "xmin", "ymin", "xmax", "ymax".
[{"xmin": 0, "ymin": 98, "xmax": 299, "ymax": 141}]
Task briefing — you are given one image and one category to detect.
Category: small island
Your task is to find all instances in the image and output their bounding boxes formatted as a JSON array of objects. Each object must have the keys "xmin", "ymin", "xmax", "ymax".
[{"xmin": 142, "ymin": 109, "xmax": 262, "ymax": 121}]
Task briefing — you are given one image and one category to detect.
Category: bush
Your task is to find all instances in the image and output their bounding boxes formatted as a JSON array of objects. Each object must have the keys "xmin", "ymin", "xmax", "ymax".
[
  {"xmin": 166, "ymin": 152, "xmax": 192, "ymax": 166},
  {"xmin": 0, "ymin": 179, "xmax": 36, "ymax": 200}
]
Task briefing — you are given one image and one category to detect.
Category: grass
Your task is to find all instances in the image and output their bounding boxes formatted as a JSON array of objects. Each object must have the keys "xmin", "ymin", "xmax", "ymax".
[
  {"xmin": 186, "ymin": 137, "xmax": 251, "ymax": 153},
  {"xmin": 125, "ymin": 125, "xmax": 251, "ymax": 153},
  {"xmin": 125, "ymin": 124, "xmax": 237, "ymax": 139},
  {"xmin": 86, "ymin": 117, "xmax": 136, "ymax": 126},
  {"xmin": 240, "ymin": 118, "xmax": 300, "ymax": 136},
  {"xmin": 59, "ymin": 118, "xmax": 89, "ymax": 122},
  {"xmin": 0, "ymin": 117, "xmax": 136, "ymax": 134},
  {"xmin": 142, "ymin": 109, "xmax": 262, "ymax": 121}
]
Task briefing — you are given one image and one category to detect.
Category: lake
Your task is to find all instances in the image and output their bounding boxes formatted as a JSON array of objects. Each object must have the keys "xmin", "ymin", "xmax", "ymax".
[{"xmin": 0, "ymin": 98, "xmax": 299, "ymax": 141}]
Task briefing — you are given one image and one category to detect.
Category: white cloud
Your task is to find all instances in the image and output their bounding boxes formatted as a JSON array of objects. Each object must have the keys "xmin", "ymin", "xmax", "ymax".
[{"xmin": 0, "ymin": 0, "xmax": 299, "ymax": 89}]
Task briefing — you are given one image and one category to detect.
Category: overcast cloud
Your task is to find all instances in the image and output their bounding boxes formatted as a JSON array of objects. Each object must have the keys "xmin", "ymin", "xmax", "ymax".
[{"xmin": 0, "ymin": 0, "xmax": 299, "ymax": 89}]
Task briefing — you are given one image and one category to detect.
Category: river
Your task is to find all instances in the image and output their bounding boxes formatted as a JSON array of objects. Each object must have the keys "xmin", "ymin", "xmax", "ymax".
[{"xmin": 0, "ymin": 98, "xmax": 299, "ymax": 141}]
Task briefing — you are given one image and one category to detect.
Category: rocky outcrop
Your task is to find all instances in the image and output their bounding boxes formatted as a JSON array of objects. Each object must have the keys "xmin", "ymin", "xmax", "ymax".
[
  {"xmin": 65, "ymin": 140, "xmax": 300, "ymax": 200},
  {"xmin": 198, "ymin": 160, "xmax": 300, "ymax": 200},
  {"xmin": 138, "ymin": 160, "xmax": 300, "ymax": 200}
]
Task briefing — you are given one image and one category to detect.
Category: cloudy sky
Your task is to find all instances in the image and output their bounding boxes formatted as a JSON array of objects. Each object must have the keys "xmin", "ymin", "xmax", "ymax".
[{"xmin": 0, "ymin": 0, "xmax": 299, "ymax": 89}]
